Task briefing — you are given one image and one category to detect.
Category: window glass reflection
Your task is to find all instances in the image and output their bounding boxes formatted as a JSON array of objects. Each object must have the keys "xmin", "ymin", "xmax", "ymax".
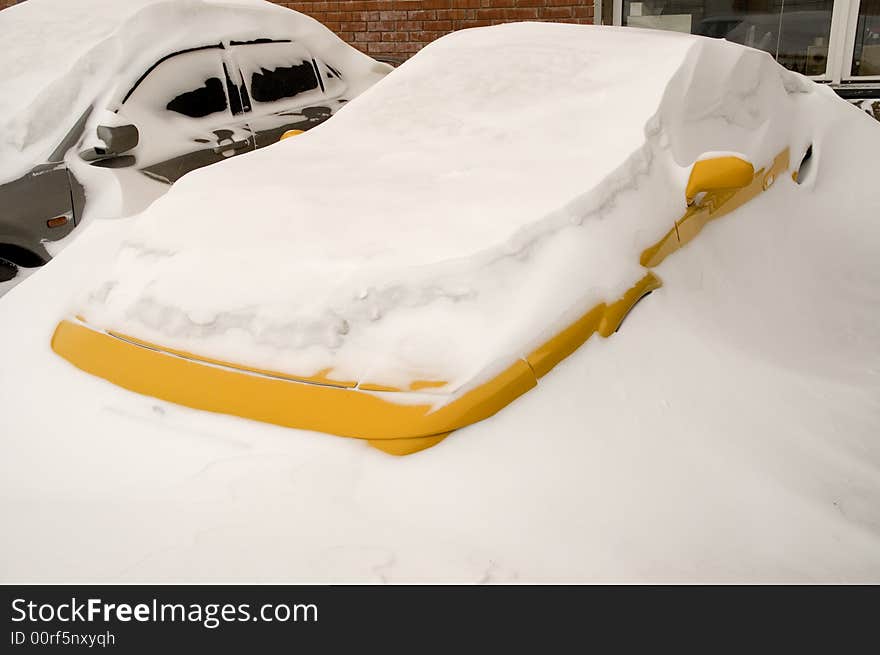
[
  {"xmin": 623, "ymin": 0, "xmax": 834, "ymax": 76},
  {"xmin": 852, "ymin": 0, "xmax": 880, "ymax": 76}
]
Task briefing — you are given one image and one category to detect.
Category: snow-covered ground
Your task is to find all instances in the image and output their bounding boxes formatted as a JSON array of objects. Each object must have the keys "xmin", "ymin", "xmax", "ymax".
[{"xmin": 1, "ymin": 23, "xmax": 879, "ymax": 582}]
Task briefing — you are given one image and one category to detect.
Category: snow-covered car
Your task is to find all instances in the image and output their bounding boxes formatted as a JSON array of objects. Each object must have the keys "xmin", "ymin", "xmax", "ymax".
[
  {"xmin": 0, "ymin": 0, "xmax": 390, "ymax": 283},
  {"xmin": 47, "ymin": 23, "xmax": 860, "ymax": 456},
  {"xmin": 3, "ymin": 22, "xmax": 880, "ymax": 583}
]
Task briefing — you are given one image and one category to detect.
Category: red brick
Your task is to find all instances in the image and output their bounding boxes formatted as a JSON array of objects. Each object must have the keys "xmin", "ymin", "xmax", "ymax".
[
  {"xmin": 343, "ymin": 1, "xmax": 370, "ymax": 9},
  {"xmin": 382, "ymin": 31, "xmax": 410, "ymax": 41},
  {"xmin": 298, "ymin": 2, "xmax": 332, "ymax": 11},
  {"xmin": 459, "ymin": 18, "xmax": 493, "ymax": 27},
  {"xmin": 422, "ymin": 0, "xmax": 454, "ymax": 9},
  {"xmin": 504, "ymin": 7, "xmax": 538, "ymax": 18},
  {"xmin": 367, "ymin": 42, "xmax": 398, "ymax": 53},
  {"xmin": 340, "ymin": 21, "xmax": 367, "ymax": 30},
  {"xmin": 350, "ymin": 1, "xmax": 394, "ymax": 9},
  {"xmin": 395, "ymin": 19, "xmax": 423, "ymax": 29},
  {"xmin": 354, "ymin": 31, "xmax": 383, "ymax": 41},
  {"xmin": 540, "ymin": 6, "xmax": 573, "ymax": 18},
  {"xmin": 475, "ymin": 8, "xmax": 504, "ymax": 19},
  {"xmin": 414, "ymin": 29, "xmax": 450, "ymax": 40},
  {"xmin": 408, "ymin": 9, "xmax": 437, "ymax": 19},
  {"xmin": 423, "ymin": 19, "xmax": 453, "ymax": 30},
  {"xmin": 379, "ymin": 10, "xmax": 408, "ymax": 19},
  {"xmin": 436, "ymin": 9, "xmax": 469, "ymax": 19},
  {"xmin": 367, "ymin": 20, "xmax": 397, "ymax": 30}
]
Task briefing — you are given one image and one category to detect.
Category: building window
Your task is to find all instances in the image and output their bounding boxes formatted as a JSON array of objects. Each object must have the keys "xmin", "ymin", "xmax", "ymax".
[
  {"xmin": 851, "ymin": 0, "xmax": 880, "ymax": 75},
  {"xmin": 622, "ymin": 0, "xmax": 834, "ymax": 76}
]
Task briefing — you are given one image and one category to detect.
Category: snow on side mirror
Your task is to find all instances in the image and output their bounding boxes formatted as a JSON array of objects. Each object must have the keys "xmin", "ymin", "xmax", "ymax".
[
  {"xmin": 80, "ymin": 125, "xmax": 139, "ymax": 167},
  {"xmin": 96, "ymin": 124, "xmax": 139, "ymax": 154},
  {"xmin": 685, "ymin": 156, "xmax": 754, "ymax": 205}
]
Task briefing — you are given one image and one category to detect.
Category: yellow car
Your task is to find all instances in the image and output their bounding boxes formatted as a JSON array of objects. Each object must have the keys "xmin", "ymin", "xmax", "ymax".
[{"xmin": 51, "ymin": 23, "xmax": 809, "ymax": 455}]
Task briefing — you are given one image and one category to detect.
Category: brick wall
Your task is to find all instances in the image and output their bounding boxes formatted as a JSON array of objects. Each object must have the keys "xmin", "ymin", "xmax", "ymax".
[
  {"xmin": 275, "ymin": 1, "xmax": 596, "ymax": 59},
  {"xmin": 0, "ymin": 1, "xmax": 596, "ymax": 59}
]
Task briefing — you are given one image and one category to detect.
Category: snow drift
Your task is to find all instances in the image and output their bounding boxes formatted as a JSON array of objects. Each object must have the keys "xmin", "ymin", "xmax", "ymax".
[{"xmin": 1, "ymin": 23, "xmax": 879, "ymax": 582}]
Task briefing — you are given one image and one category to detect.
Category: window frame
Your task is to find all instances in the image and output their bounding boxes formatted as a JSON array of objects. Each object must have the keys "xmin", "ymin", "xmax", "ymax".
[
  {"xmin": 121, "ymin": 44, "xmax": 227, "ymax": 106},
  {"xmin": 229, "ymin": 40, "xmax": 327, "ymax": 114},
  {"xmin": 118, "ymin": 39, "xmax": 348, "ymax": 120}
]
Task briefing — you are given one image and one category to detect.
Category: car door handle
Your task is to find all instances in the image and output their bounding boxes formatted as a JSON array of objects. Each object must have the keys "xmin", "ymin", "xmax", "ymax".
[{"xmin": 213, "ymin": 139, "xmax": 250, "ymax": 155}]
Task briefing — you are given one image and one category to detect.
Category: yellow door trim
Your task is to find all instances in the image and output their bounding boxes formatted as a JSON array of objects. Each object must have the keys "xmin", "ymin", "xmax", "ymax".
[{"xmin": 642, "ymin": 149, "xmax": 789, "ymax": 267}]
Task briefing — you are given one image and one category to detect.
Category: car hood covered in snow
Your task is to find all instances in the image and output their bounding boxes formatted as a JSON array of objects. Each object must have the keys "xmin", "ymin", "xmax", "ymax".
[
  {"xmin": 71, "ymin": 23, "xmax": 823, "ymax": 398},
  {"xmin": 0, "ymin": 0, "xmax": 388, "ymax": 184}
]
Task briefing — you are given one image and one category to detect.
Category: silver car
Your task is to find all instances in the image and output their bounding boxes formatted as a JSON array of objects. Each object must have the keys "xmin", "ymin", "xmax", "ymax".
[{"xmin": 0, "ymin": 2, "xmax": 390, "ymax": 283}]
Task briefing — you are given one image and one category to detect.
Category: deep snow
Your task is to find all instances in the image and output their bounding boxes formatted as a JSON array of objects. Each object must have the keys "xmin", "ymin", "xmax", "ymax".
[{"xmin": 1, "ymin": 23, "xmax": 879, "ymax": 582}]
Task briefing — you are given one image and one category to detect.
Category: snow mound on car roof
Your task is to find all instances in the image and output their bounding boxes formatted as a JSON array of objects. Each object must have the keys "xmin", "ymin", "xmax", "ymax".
[
  {"xmin": 74, "ymin": 23, "xmax": 829, "ymax": 396},
  {"xmin": 0, "ymin": 0, "xmax": 383, "ymax": 184}
]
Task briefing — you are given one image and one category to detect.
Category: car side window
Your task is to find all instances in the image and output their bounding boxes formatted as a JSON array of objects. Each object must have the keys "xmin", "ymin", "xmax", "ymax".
[
  {"xmin": 123, "ymin": 47, "xmax": 231, "ymax": 123},
  {"xmin": 233, "ymin": 41, "xmax": 324, "ymax": 113},
  {"xmin": 314, "ymin": 58, "xmax": 347, "ymax": 99},
  {"xmin": 166, "ymin": 77, "xmax": 228, "ymax": 118},
  {"xmin": 250, "ymin": 60, "xmax": 319, "ymax": 103}
]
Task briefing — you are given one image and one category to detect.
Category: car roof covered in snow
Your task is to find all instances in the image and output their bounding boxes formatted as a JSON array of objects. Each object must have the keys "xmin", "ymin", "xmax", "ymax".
[{"xmin": 0, "ymin": 0, "xmax": 387, "ymax": 183}]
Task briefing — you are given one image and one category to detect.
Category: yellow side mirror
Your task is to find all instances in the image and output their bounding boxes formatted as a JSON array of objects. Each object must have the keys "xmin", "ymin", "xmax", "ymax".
[
  {"xmin": 685, "ymin": 156, "xmax": 754, "ymax": 204},
  {"xmin": 280, "ymin": 129, "xmax": 305, "ymax": 141}
]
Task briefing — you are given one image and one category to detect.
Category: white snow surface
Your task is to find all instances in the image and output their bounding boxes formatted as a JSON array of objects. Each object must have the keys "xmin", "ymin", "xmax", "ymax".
[
  {"xmin": 0, "ymin": 0, "xmax": 385, "ymax": 184},
  {"xmin": 77, "ymin": 23, "xmax": 815, "ymax": 395},
  {"xmin": 1, "ymin": 23, "xmax": 879, "ymax": 582}
]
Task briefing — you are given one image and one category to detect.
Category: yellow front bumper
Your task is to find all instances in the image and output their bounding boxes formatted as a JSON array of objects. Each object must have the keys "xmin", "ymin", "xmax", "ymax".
[
  {"xmin": 51, "ymin": 148, "xmax": 789, "ymax": 455},
  {"xmin": 51, "ymin": 272, "xmax": 661, "ymax": 455}
]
